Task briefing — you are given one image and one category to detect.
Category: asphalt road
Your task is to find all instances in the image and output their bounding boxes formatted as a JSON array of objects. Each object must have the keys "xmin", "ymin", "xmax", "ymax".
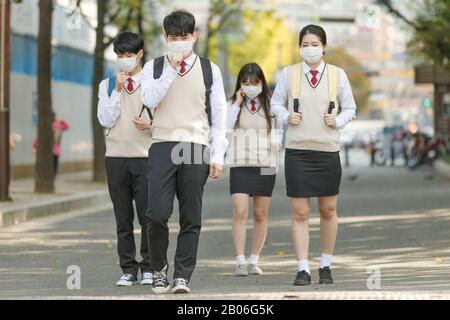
[{"xmin": 1, "ymin": 150, "xmax": 450, "ymax": 299}]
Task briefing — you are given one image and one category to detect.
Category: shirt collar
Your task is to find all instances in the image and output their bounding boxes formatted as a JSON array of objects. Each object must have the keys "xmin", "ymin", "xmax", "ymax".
[
  {"xmin": 245, "ymin": 97, "xmax": 261, "ymax": 107},
  {"xmin": 165, "ymin": 53, "xmax": 197, "ymax": 70},
  {"xmin": 183, "ymin": 52, "xmax": 197, "ymax": 66},
  {"xmin": 128, "ymin": 70, "xmax": 142, "ymax": 83},
  {"xmin": 302, "ymin": 60, "xmax": 326, "ymax": 74}
]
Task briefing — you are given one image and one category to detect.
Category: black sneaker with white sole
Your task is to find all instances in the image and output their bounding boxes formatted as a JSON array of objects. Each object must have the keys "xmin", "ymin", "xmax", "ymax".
[
  {"xmin": 116, "ymin": 274, "xmax": 138, "ymax": 287},
  {"xmin": 293, "ymin": 270, "xmax": 312, "ymax": 286},
  {"xmin": 172, "ymin": 278, "xmax": 190, "ymax": 294},
  {"xmin": 318, "ymin": 266, "xmax": 334, "ymax": 284},
  {"xmin": 152, "ymin": 266, "xmax": 170, "ymax": 294}
]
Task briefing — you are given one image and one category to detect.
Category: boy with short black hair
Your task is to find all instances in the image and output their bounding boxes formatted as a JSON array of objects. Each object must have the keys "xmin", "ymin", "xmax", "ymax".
[
  {"xmin": 98, "ymin": 31, "xmax": 153, "ymax": 287},
  {"xmin": 141, "ymin": 10, "xmax": 228, "ymax": 294}
]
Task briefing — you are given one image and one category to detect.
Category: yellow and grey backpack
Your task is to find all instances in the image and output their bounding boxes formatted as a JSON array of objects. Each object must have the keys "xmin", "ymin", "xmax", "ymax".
[{"xmin": 290, "ymin": 63, "xmax": 340, "ymax": 114}]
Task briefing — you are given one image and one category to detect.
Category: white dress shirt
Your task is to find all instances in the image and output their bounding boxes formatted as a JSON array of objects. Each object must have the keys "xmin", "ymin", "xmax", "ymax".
[
  {"xmin": 97, "ymin": 72, "xmax": 142, "ymax": 129},
  {"xmin": 227, "ymin": 99, "xmax": 284, "ymax": 145},
  {"xmin": 271, "ymin": 60, "xmax": 357, "ymax": 129},
  {"xmin": 140, "ymin": 53, "xmax": 228, "ymax": 165}
]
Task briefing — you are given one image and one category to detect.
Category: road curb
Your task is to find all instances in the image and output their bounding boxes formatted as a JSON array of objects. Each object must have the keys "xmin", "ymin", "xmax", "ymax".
[
  {"xmin": 0, "ymin": 190, "xmax": 110, "ymax": 228},
  {"xmin": 433, "ymin": 159, "xmax": 450, "ymax": 180}
]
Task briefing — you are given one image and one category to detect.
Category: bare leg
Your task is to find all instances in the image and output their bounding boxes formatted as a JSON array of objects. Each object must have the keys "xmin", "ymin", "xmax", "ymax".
[
  {"xmin": 250, "ymin": 196, "xmax": 271, "ymax": 256},
  {"xmin": 291, "ymin": 197, "xmax": 311, "ymax": 261},
  {"xmin": 317, "ymin": 195, "xmax": 338, "ymax": 255},
  {"xmin": 231, "ymin": 193, "xmax": 250, "ymax": 257}
]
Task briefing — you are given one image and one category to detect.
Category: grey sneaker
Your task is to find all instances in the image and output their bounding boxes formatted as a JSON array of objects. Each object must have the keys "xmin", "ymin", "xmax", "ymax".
[
  {"xmin": 248, "ymin": 264, "xmax": 263, "ymax": 275},
  {"xmin": 116, "ymin": 274, "xmax": 138, "ymax": 287},
  {"xmin": 234, "ymin": 264, "xmax": 249, "ymax": 276},
  {"xmin": 172, "ymin": 278, "xmax": 190, "ymax": 294},
  {"xmin": 140, "ymin": 272, "xmax": 153, "ymax": 285}
]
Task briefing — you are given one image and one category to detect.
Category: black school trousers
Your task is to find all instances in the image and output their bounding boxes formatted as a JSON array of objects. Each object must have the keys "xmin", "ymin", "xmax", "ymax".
[
  {"xmin": 146, "ymin": 142, "xmax": 210, "ymax": 281},
  {"xmin": 105, "ymin": 157, "xmax": 151, "ymax": 276}
]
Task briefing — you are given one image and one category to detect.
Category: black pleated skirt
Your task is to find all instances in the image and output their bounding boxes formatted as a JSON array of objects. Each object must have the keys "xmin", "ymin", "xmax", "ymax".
[
  {"xmin": 230, "ymin": 167, "xmax": 276, "ymax": 197},
  {"xmin": 285, "ymin": 149, "xmax": 342, "ymax": 198}
]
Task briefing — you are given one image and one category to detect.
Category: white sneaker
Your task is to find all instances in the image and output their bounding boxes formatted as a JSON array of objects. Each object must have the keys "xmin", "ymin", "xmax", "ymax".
[
  {"xmin": 116, "ymin": 274, "xmax": 138, "ymax": 287},
  {"xmin": 140, "ymin": 272, "xmax": 153, "ymax": 285},
  {"xmin": 248, "ymin": 264, "xmax": 263, "ymax": 275},
  {"xmin": 172, "ymin": 278, "xmax": 190, "ymax": 294},
  {"xmin": 234, "ymin": 264, "xmax": 249, "ymax": 276}
]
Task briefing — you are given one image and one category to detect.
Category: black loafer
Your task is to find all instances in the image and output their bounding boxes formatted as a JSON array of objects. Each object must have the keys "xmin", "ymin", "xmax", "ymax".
[
  {"xmin": 318, "ymin": 267, "xmax": 334, "ymax": 284},
  {"xmin": 293, "ymin": 270, "xmax": 312, "ymax": 286}
]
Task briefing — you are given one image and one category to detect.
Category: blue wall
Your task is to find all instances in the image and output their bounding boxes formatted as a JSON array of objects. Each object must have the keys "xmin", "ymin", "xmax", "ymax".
[{"xmin": 12, "ymin": 33, "xmax": 117, "ymax": 86}]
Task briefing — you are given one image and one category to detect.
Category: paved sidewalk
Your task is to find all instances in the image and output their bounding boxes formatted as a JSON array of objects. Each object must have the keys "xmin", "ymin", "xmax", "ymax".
[
  {"xmin": 433, "ymin": 159, "xmax": 450, "ymax": 179},
  {"xmin": 0, "ymin": 172, "xmax": 110, "ymax": 228}
]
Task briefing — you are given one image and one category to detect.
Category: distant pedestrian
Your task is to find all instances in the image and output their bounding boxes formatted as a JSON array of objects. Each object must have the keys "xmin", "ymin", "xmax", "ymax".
[
  {"xmin": 32, "ymin": 111, "xmax": 69, "ymax": 176},
  {"xmin": 51, "ymin": 112, "xmax": 69, "ymax": 175},
  {"xmin": 9, "ymin": 135, "xmax": 16, "ymax": 150}
]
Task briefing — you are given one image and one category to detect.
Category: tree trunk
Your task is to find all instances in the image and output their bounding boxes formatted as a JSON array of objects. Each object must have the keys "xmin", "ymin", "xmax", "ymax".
[
  {"xmin": 34, "ymin": 0, "xmax": 54, "ymax": 193},
  {"xmin": 91, "ymin": 0, "xmax": 106, "ymax": 182}
]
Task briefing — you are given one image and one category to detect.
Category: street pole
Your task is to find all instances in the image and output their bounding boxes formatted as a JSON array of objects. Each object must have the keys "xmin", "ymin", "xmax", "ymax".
[{"xmin": 0, "ymin": 0, "xmax": 11, "ymax": 201}]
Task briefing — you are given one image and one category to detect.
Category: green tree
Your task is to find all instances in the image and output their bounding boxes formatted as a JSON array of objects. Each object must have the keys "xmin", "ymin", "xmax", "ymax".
[
  {"xmin": 227, "ymin": 10, "xmax": 297, "ymax": 84},
  {"xmin": 75, "ymin": 0, "xmax": 162, "ymax": 182},
  {"xmin": 203, "ymin": 0, "xmax": 245, "ymax": 57},
  {"xmin": 208, "ymin": 8, "xmax": 297, "ymax": 93},
  {"xmin": 377, "ymin": 0, "xmax": 450, "ymax": 72}
]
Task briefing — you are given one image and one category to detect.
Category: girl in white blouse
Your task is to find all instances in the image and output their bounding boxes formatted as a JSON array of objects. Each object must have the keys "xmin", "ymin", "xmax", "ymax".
[
  {"xmin": 226, "ymin": 63, "xmax": 284, "ymax": 276},
  {"xmin": 271, "ymin": 24, "xmax": 357, "ymax": 286}
]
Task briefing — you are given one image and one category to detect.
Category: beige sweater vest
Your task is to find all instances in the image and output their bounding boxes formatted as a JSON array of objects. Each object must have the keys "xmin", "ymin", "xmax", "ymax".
[
  {"xmin": 105, "ymin": 86, "xmax": 152, "ymax": 158},
  {"xmin": 286, "ymin": 64, "xmax": 341, "ymax": 152},
  {"xmin": 150, "ymin": 57, "xmax": 210, "ymax": 147},
  {"xmin": 229, "ymin": 104, "xmax": 276, "ymax": 167}
]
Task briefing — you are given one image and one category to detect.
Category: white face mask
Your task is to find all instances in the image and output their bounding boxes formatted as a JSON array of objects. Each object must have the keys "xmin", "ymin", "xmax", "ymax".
[
  {"xmin": 167, "ymin": 40, "xmax": 194, "ymax": 55},
  {"xmin": 300, "ymin": 46, "xmax": 324, "ymax": 64},
  {"xmin": 116, "ymin": 55, "xmax": 139, "ymax": 73},
  {"xmin": 242, "ymin": 85, "xmax": 263, "ymax": 100}
]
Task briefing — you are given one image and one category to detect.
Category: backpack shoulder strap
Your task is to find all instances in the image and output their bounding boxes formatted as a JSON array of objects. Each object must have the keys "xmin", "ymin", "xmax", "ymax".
[
  {"xmin": 290, "ymin": 63, "xmax": 302, "ymax": 113},
  {"xmin": 153, "ymin": 56, "xmax": 165, "ymax": 80},
  {"xmin": 200, "ymin": 57, "xmax": 213, "ymax": 126},
  {"xmin": 149, "ymin": 56, "xmax": 165, "ymax": 119},
  {"xmin": 139, "ymin": 105, "xmax": 154, "ymax": 123},
  {"xmin": 327, "ymin": 64, "xmax": 340, "ymax": 114},
  {"xmin": 107, "ymin": 76, "xmax": 116, "ymax": 97},
  {"xmin": 327, "ymin": 64, "xmax": 339, "ymax": 103}
]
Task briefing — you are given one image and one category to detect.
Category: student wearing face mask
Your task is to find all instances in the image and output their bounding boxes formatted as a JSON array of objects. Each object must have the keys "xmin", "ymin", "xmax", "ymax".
[
  {"xmin": 226, "ymin": 63, "xmax": 284, "ymax": 277},
  {"xmin": 140, "ymin": 10, "xmax": 228, "ymax": 294},
  {"xmin": 271, "ymin": 25, "xmax": 357, "ymax": 286},
  {"xmin": 97, "ymin": 32, "xmax": 153, "ymax": 287}
]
